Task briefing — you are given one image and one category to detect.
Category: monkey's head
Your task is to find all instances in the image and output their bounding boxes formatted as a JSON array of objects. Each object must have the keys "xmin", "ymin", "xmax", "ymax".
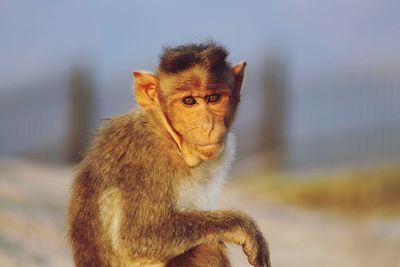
[{"xmin": 133, "ymin": 42, "xmax": 246, "ymax": 167}]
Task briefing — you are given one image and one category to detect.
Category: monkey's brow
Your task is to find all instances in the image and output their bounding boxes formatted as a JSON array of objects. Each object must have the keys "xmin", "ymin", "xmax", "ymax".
[
  {"xmin": 174, "ymin": 84, "xmax": 229, "ymax": 93},
  {"xmin": 206, "ymin": 83, "xmax": 229, "ymax": 90},
  {"xmin": 174, "ymin": 85, "xmax": 194, "ymax": 92},
  {"xmin": 173, "ymin": 82, "xmax": 201, "ymax": 92},
  {"xmin": 172, "ymin": 75, "xmax": 202, "ymax": 91}
]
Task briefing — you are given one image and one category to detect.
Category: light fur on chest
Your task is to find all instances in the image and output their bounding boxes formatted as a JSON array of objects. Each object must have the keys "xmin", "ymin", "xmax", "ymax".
[
  {"xmin": 97, "ymin": 134, "xmax": 235, "ymax": 266},
  {"xmin": 176, "ymin": 133, "xmax": 235, "ymax": 211}
]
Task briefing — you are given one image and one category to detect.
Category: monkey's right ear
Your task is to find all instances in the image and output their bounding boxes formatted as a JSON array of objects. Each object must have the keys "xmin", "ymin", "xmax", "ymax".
[
  {"xmin": 133, "ymin": 71, "xmax": 158, "ymax": 107},
  {"xmin": 231, "ymin": 61, "xmax": 247, "ymax": 93}
]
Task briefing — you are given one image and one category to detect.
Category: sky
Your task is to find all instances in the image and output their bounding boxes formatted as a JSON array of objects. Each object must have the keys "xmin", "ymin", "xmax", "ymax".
[{"xmin": 1, "ymin": 0, "xmax": 400, "ymax": 89}]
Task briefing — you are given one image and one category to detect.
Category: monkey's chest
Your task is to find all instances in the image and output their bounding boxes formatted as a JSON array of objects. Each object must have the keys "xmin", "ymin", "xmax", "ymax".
[
  {"xmin": 176, "ymin": 133, "xmax": 235, "ymax": 211},
  {"xmin": 176, "ymin": 171, "xmax": 225, "ymax": 211}
]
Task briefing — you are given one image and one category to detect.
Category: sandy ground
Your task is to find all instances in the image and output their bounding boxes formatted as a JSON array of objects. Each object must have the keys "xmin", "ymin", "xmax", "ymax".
[
  {"xmin": 0, "ymin": 160, "xmax": 399, "ymax": 267},
  {"xmin": 222, "ymin": 183, "xmax": 400, "ymax": 267}
]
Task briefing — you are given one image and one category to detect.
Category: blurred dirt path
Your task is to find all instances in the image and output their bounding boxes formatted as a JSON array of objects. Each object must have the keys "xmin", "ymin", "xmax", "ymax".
[
  {"xmin": 0, "ymin": 160, "xmax": 72, "ymax": 267},
  {"xmin": 0, "ymin": 161, "xmax": 399, "ymax": 267},
  {"xmin": 222, "ymin": 180, "xmax": 400, "ymax": 267}
]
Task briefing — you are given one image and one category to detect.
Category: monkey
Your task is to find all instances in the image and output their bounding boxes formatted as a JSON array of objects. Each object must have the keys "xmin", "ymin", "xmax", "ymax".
[{"xmin": 67, "ymin": 42, "xmax": 271, "ymax": 267}]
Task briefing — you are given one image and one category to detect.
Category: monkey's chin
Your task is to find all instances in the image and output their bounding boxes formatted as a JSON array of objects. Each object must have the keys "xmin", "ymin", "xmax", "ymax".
[{"xmin": 194, "ymin": 143, "xmax": 224, "ymax": 160}]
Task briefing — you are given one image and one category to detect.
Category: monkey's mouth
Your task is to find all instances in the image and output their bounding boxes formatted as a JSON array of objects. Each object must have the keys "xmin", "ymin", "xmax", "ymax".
[
  {"xmin": 196, "ymin": 143, "xmax": 220, "ymax": 149},
  {"xmin": 194, "ymin": 143, "xmax": 224, "ymax": 160}
]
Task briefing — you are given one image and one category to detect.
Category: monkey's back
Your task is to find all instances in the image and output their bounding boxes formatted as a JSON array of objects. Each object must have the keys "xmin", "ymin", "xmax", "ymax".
[{"xmin": 67, "ymin": 111, "xmax": 185, "ymax": 267}]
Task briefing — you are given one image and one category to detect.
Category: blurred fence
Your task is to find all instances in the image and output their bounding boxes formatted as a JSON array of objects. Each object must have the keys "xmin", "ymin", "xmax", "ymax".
[
  {"xmin": 0, "ymin": 76, "xmax": 69, "ymax": 161},
  {"xmin": 0, "ymin": 61, "xmax": 399, "ymax": 171},
  {"xmin": 0, "ymin": 67, "xmax": 94, "ymax": 162},
  {"xmin": 286, "ymin": 67, "xmax": 400, "ymax": 170}
]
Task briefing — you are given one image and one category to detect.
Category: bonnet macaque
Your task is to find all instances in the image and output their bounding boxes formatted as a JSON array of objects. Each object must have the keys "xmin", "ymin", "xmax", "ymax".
[{"xmin": 67, "ymin": 42, "xmax": 271, "ymax": 267}]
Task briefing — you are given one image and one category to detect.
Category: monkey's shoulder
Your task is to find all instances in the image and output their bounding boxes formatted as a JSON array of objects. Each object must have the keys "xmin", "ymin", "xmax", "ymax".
[
  {"xmin": 90, "ymin": 111, "xmax": 161, "ymax": 160},
  {"xmin": 78, "ymin": 110, "xmax": 183, "ymax": 185},
  {"xmin": 99, "ymin": 111, "xmax": 154, "ymax": 145}
]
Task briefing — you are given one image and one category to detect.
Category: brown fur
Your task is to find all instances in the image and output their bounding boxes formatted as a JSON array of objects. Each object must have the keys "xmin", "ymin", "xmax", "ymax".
[
  {"xmin": 166, "ymin": 242, "xmax": 231, "ymax": 267},
  {"xmin": 67, "ymin": 42, "xmax": 270, "ymax": 267}
]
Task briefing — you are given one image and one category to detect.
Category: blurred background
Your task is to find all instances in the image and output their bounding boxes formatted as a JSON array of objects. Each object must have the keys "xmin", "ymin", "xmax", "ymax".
[{"xmin": 1, "ymin": 1, "xmax": 399, "ymax": 266}]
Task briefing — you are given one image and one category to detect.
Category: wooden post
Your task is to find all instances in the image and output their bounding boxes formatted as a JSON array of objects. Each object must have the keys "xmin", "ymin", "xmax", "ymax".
[
  {"xmin": 260, "ymin": 55, "xmax": 287, "ymax": 170},
  {"xmin": 65, "ymin": 66, "xmax": 94, "ymax": 163}
]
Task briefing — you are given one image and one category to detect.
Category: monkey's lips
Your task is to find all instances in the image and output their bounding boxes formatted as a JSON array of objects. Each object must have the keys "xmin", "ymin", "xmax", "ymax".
[{"xmin": 194, "ymin": 143, "xmax": 224, "ymax": 160}]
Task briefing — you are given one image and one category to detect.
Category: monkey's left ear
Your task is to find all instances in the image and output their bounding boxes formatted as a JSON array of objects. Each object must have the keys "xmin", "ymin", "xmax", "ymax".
[
  {"xmin": 133, "ymin": 71, "xmax": 158, "ymax": 107},
  {"xmin": 231, "ymin": 61, "xmax": 247, "ymax": 92}
]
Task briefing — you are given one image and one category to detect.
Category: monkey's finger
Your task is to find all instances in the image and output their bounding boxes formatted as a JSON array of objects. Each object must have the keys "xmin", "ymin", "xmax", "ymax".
[
  {"xmin": 266, "ymin": 257, "xmax": 272, "ymax": 267},
  {"xmin": 264, "ymin": 252, "xmax": 272, "ymax": 267},
  {"xmin": 244, "ymin": 252, "xmax": 257, "ymax": 266},
  {"xmin": 243, "ymin": 250, "xmax": 258, "ymax": 267},
  {"xmin": 263, "ymin": 251, "xmax": 272, "ymax": 267},
  {"xmin": 247, "ymin": 253, "xmax": 268, "ymax": 267},
  {"xmin": 255, "ymin": 258, "xmax": 267, "ymax": 267},
  {"xmin": 260, "ymin": 256, "xmax": 269, "ymax": 267},
  {"xmin": 256, "ymin": 250, "xmax": 271, "ymax": 267},
  {"xmin": 242, "ymin": 243, "xmax": 257, "ymax": 266}
]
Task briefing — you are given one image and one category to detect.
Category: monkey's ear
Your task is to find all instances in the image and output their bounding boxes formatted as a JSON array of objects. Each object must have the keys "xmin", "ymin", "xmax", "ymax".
[
  {"xmin": 133, "ymin": 71, "xmax": 158, "ymax": 107},
  {"xmin": 231, "ymin": 61, "xmax": 247, "ymax": 92}
]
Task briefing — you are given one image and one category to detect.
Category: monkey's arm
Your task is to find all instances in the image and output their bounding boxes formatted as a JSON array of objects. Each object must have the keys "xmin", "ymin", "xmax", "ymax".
[
  {"xmin": 124, "ymin": 209, "xmax": 270, "ymax": 267},
  {"xmin": 172, "ymin": 210, "xmax": 270, "ymax": 267}
]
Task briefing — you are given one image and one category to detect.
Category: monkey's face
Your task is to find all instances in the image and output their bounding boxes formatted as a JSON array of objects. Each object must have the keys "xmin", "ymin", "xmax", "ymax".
[
  {"xmin": 159, "ymin": 67, "xmax": 237, "ymax": 160},
  {"xmin": 133, "ymin": 61, "xmax": 245, "ymax": 164}
]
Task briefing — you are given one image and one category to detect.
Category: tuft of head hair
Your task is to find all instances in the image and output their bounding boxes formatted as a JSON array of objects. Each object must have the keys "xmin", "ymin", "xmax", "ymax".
[{"xmin": 158, "ymin": 41, "xmax": 230, "ymax": 74}]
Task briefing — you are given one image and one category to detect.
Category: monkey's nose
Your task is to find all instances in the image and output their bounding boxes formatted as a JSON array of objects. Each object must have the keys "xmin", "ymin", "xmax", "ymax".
[
  {"xmin": 201, "ymin": 119, "xmax": 214, "ymax": 138},
  {"xmin": 200, "ymin": 125, "xmax": 214, "ymax": 142}
]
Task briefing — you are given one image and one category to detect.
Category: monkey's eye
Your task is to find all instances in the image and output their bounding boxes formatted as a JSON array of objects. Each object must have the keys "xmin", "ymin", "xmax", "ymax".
[
  {"xmin": 207, "ymin": 94, "xmax": 221, "ymax": 103},
  {"xmin": 182, "ymin": 96, "xmax": 197, "ymax": 106}
]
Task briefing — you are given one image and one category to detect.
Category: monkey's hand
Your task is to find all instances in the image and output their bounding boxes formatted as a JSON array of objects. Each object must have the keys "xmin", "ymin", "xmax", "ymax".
[
  {"xmin": 242, "ymin": 229, "xmax": 270, "ymax": 267},
  {"xmin": 230, "ymin": 213, "xmax": 271, "ymax": 267}
]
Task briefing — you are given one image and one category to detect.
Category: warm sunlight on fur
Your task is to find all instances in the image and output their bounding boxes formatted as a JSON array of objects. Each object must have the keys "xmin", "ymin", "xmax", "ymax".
[{"xmin": 67, "ymin": 42, "xmax": 270, "ymax": 267}]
